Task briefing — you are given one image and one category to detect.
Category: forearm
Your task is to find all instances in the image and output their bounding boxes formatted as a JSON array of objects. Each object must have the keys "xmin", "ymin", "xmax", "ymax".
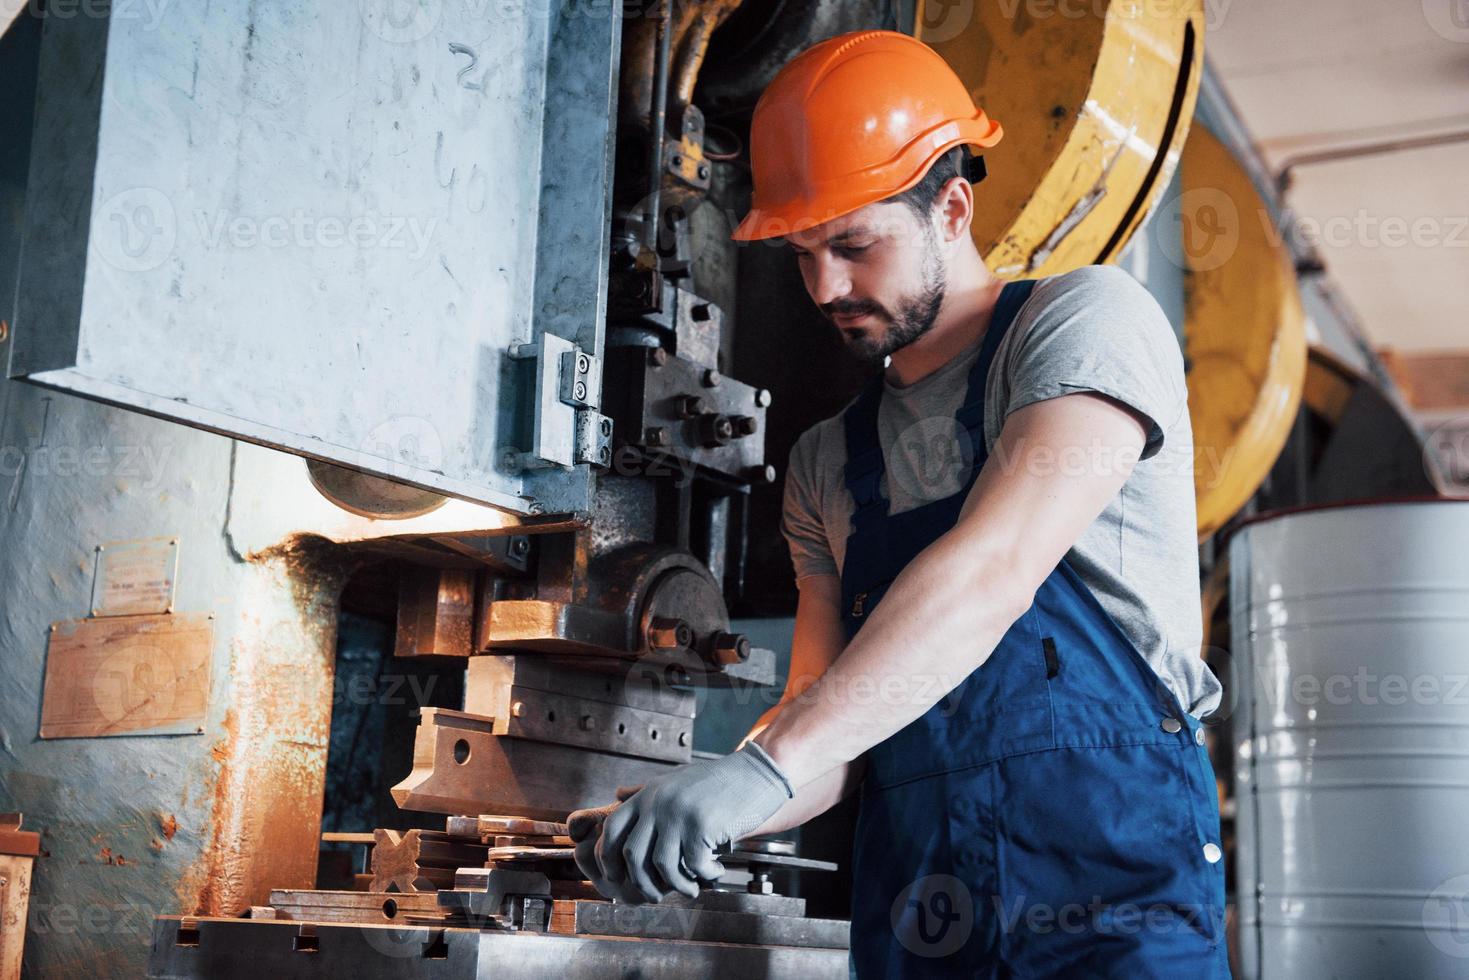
[
  {"xmin": 743, "ymin": 755, "xmax": 863, "ymax": 838},
  {"xmin": 753, "ymin": 531, "xmax": 1032, "ymax": 789}
]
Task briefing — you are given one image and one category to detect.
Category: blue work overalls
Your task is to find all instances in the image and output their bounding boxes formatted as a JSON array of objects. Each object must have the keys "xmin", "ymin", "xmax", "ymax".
[{"xmin": 839, "ymin": 279, "xmax": 1229, "ymax": 978}]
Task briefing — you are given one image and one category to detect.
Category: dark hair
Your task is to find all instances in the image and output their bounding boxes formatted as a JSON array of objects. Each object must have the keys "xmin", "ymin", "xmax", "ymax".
[{"xmin": 883, "ymin": 147, "xmax": 985, "ymax": 222}]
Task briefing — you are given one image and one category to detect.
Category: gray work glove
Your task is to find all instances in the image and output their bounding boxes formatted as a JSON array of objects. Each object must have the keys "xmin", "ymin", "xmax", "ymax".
[{"xmin": 567, "ymin": 743, "xmax": 794, "ymax": 905}]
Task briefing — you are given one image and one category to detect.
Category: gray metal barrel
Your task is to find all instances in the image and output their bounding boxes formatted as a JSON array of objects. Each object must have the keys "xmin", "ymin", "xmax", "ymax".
[{"xmin": 1230, "ymin": 500, "xmax": 1469, "ymax": 977}]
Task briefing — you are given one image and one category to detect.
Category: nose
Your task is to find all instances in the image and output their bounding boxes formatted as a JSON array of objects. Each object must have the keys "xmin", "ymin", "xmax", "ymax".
[{"xmin": 803, "ymin": 253, "xmax": 851, "ymax": 308}]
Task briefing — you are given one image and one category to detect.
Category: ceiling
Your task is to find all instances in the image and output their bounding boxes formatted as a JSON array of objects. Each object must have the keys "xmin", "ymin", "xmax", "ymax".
[{"xmin": 1202, "ymin": 0, "xmax": 1469, "ymax": 355}]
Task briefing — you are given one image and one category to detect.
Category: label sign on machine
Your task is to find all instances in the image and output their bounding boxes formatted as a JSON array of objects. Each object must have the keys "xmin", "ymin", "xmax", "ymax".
[
  {"xmin": 89, "ymin": 536, "xmax": 180, "ymax": 617},
  {"xmin": 39, "ymin": 614, "xmax": 213, "ymax": 739}
]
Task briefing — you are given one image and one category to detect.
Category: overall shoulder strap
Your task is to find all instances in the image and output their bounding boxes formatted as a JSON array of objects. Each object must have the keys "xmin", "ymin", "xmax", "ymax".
[{"xmin": 954, "ymin": 277, "xmax": 1039, "ymax": 427}]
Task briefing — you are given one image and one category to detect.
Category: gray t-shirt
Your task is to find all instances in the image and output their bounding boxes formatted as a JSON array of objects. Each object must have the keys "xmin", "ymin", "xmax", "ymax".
[{"xmin": 781, "ymin": 264, "xmax": 1223, "ymax": 717}]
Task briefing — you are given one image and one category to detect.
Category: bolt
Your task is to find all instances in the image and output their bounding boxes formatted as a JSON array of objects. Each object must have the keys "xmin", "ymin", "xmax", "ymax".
[
  {"xmin": 580, "ymin": 715, "xmax": 596, "ymax": 731},
  {"xmin": 747, "ymin": 871, "xmax": 773, "ymax": 895},
  {"xmin": 731, "ymin": 415, "xmax": 758, "ymax": 437},
  {"xmin": 678, "ymin": 732, "xmax": 689, "ymax": 747},
  {"xmin": 601, "ymin": 418, "xmax": 613, "ymax": 435},
  {"xmin": 715, "ymin": 417, "xmax": 733, "ymax": 440},
  {"xmin": 697, "ymin": 163, "xmax": 709, "ymax": 180},
  {"xmin": 702, "ymin": 368, "xmax": 721, "ymax": 387},
  {"xmin": 648, "ymin": 617, "xmax": 692, "ymax": 652},
  {"xmin": 647, "ymin": 347, "xmax": 668, "ymax": 367},
  {"xmin": 671, "ymin": 153, "xmax": 683, "ymax": 168},
  {"xmin": 576, "ymin": 353, "xmax": 590, "ymax": 374},
  {"xmin": 643, "ymin": 426, "xmax": 670, "ymax": 448},
  {"xmin": 574, "ymin": 381, "xmax": 587, "ymax": 401},
  {"xmin": 511, "ymin": 537, "xmax": 529, "ymax": 556},
  {"xmin": 744, "ymin": 464, "xmax": 776, "ymax": 484},
  {"xmin": 754, "ymin": 388, "xmax": 772, "ymax": 408},
  {"xmin": 0, "ymin": 320, "xmax": 8, "ymax": 343},
  {"xmin": 599, "ymin": 446, "xmax": 611, "ymax": 464},
  {"xmin": 710, "ymin": 631, "xmax": 750, "ymax": 665},
  {"xmin": 511, "ymin": 701, "xmax": 525, "ymax": 718},
  {"xmin": 678, "ymin": 395, "xmax": 706, "ymax": 419}
]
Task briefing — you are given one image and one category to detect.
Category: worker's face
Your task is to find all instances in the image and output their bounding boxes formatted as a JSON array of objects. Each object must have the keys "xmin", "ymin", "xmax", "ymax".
[{"xmin": 786, "ymin": 202, "xmax": 945, "ymax": 363}]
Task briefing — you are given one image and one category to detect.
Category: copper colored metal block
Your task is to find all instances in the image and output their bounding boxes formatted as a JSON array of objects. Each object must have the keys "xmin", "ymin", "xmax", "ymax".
[{"xmin": 369, "ymin": 829, "xmax": 489, "ymax": 894}]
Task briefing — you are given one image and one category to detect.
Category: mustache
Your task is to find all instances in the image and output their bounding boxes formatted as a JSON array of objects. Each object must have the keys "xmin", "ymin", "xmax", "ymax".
[{"xmin": 821, "ymin": 299, "xmax": 888, "ymax": 321}]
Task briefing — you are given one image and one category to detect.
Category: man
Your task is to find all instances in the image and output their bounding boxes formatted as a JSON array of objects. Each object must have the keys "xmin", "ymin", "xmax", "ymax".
[{"xmin": 570, "ymin": 29, "xmax": 1229, "ymax": 977}]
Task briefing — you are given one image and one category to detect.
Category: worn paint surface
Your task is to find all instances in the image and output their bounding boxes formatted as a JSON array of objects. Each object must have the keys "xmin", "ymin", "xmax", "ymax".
[{"xmin": 0, "ymin": 369, "xmax": 353, "ymax": 977}]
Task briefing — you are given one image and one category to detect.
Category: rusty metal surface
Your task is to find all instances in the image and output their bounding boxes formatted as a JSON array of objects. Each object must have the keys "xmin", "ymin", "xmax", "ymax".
[
  {"xmin": 175, "ymin": 542, "xmax": 354, "ymax": 919},
  {"xmin": 0, "ymin": 854, "xmax": 35, "ymax": 980}
]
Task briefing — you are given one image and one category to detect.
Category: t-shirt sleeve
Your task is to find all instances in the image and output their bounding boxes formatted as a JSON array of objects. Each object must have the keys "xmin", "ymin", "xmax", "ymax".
[
  {"xmin": 1001, "ymin": 265, "xmax": 1187, "ymax": 460},
  {"xmin": 780, "ymin": 426, "xmax": 840, "ymax": 584}
]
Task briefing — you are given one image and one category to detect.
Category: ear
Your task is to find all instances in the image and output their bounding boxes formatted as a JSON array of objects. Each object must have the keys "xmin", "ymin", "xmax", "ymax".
[{"xmin": 932, "ymin": 175, "xmax": 974, "ymax": 244}]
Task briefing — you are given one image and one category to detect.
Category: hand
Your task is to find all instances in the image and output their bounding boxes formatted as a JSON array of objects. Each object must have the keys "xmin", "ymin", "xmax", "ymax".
[
  {"xmin": 568, "ymin": 785, "xmax": 642, "ymax": 904},
  {"xmin": 567, "ymin": 743, "xmax": 794, "ymax": 904}
]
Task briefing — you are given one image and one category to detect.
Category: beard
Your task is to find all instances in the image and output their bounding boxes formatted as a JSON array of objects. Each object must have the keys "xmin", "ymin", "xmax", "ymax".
[{"xmin": 823, "ymin": 241, "xmax": 947, "ymax": 364}]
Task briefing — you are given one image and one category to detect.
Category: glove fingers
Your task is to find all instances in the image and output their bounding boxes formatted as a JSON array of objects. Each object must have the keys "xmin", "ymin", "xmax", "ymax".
[
  {"xmin": 652, "ymin": 834, "xmax": 698, "ymax": 899},
  {"xmin": 684, "ymin": 844, "xmax": 726, "ymax": 886},
  {"xmin": 595, "ymin": 803, "xmax": 636, "ymax": 895},
  {"xmin": 619, "ymin": 817, "xmax": 665, "ymax": 904},
  {"xmin": 573, "ymin": 834, "xmax": 602, "ymax": 885},
  {"xmin": 567, "ymin": 802, "xmax": 616, "ymax": 843}
]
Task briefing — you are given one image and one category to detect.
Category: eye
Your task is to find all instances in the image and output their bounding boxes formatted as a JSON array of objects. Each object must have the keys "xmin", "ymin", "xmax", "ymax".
[{"xmin": 836, "ymin": 243, "xmax": 871, "ymax": 257}]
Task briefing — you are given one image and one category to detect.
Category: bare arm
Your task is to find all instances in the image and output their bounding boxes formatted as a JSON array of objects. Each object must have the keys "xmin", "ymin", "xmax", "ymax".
[
  {"xmin": 736, "ymin": 573, "xmax": 865, "ymax": 837},
  {"xmin": 752, "ymin": 391, "xmax": 1151, "ymax": 789}
]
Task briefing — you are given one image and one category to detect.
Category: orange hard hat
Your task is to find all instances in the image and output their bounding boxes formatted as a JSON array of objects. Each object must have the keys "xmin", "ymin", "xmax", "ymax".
[{"xmin": 731, "ymin": 30, "xmax": 1003, "ymax": 242}]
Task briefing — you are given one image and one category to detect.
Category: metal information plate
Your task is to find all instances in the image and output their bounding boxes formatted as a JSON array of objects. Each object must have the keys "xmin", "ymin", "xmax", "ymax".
[
  {"xmin": 39, "ymin": 613, "xmax": 213, "ymax": 739},
  {"xmin": 90, "ymin": 536, "xmax": 179, "ymax": 617}
]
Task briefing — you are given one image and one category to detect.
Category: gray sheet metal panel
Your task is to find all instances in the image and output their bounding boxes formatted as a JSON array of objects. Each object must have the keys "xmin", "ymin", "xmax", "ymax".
[
  {"xmin": 1230, "ymin": 500, "xmax": 1469, "ymax": 978},
  {"xmin": 11, "ymin": 2, "xmax": 621, "ymax": 517}
]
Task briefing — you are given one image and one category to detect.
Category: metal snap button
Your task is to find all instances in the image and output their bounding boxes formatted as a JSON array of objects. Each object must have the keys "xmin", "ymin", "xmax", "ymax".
[
  {"xmin": 1160, "ymin": 717, "xmax": 1182, "ymax": 734},
  {"xmin": 1203, "ymin": 842, "xmax": 1222, "ymax": 864},
  {"xmin": 1194, "ymin": 727, "xmax": 1206, "ymax": 746}
]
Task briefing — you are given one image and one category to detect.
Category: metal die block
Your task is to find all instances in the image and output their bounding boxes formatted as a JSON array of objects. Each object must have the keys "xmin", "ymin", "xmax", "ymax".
[
  {"xmin": 370, "ymin": 829, "xmax": 489, "ymax": 894},
  {"xmin": 395, "ymin": 566, "xmax": 477, "ymax": 658},
  {"xmin": 492, "ymin": 687, "xmax": 691, "ymax": 763},
  {"xmin": 466, "ymin": 655, "xmax": 696, "ymax": 720},
  {"xmin": 266, "ymin": 890, "xmax": 447, "ymax": 925},
  {"xmin": 390, "ymin": 709, "xmax": 678, "ymax": 819}
]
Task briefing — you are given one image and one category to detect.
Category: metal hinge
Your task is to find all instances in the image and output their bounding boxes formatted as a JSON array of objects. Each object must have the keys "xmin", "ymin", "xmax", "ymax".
[{"xmin": 504, "ymin": 335, "xmax": 612, "ymax": 472}]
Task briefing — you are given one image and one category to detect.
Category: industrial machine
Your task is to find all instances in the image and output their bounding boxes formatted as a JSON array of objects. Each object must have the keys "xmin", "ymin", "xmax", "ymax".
[{"xmin": 3, "ymin": 0, "xmax": 1450, "ymax": 976}]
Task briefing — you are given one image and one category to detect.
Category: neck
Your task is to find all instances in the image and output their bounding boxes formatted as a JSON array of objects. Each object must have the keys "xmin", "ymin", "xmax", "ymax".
[{"xmin": 884, "ymin": 250, "xmax": 1003, "ymax": 389}]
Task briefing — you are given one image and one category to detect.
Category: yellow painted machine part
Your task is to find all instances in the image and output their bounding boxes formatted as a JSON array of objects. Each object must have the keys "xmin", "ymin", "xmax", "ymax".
[
  {"xmin": 1181, "ymin": 126, "xmax": 1308, "ymax": 540},
  {"xmin": 915, "ymin": 0, "xmax": 1205, "ymax": 277},
  {"xmin": 1302, "ymin": 344, "xmax": 1361, "ymax": 425}
]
